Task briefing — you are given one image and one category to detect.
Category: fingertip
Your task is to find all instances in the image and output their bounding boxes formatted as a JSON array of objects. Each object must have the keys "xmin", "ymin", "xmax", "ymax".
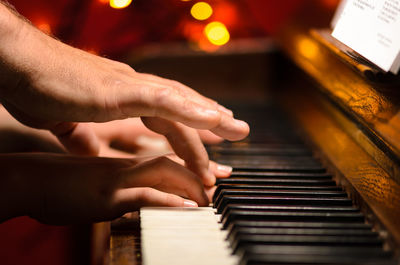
[
  {"xmin": 209, "ymin": 161, "xmax": 232, "ymax": 178},
  {"xmin": 216, "ymin": 164, "xmax": 233, "ymax": 177},
  {"xmin": 231, "ymin": 119, "xmax": 250, "ymax": 140},
  {"xmin": 209, "ymin": 113, "xmax": 250, "ymax": 142},
  {"xmin": 183, "ymin": 200, "xmax": 198, "ymax": 207}
]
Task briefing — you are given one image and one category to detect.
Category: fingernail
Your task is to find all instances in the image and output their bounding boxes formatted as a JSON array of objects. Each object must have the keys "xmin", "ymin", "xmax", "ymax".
[
  {"xmin": 217, "ymin": 164, "xmax": 232, "ymax": 174},
  {"xmin": 234, "ymin": 118, "xmax": 249, "ymax": 128},
  {"xmin": 183, "ymin": 200, "xmax": 198, "ymax": 207}
]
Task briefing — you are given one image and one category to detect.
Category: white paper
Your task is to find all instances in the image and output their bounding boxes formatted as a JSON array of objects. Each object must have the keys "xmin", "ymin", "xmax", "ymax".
[{"xmin": 332, "ymin": 0, "xmax": 400, "ymax": 73}]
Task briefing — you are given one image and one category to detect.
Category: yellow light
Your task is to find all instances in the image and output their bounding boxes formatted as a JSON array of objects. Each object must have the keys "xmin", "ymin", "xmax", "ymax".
[
  {"xmin": 110, "ymin": 0, "xmax": 132, "ymax": 9},
  {"xmin": 204, "ymin": 21, "xmax": 230, "ymax": 46},
  {"xmin": 297, "ymin": 37, "xmax": 319, "ymax": 59},
  {"xmin": 191, "ymin": 2, "xmax": 213, "ymax": 21}
]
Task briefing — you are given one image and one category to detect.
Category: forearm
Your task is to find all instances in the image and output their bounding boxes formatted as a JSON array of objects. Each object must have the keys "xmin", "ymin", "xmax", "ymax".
[{"xmin": 0, "ymin": 2, "xmax": 25, "ymax": 95}]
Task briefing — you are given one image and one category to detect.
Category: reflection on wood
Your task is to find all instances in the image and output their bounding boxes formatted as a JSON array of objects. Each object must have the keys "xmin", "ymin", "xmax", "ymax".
[
  {"xmin": 279, "ymin": 19, "xmax": 400, "ymax": 182},
  {"xmin": 281, "ymin": 85, "xmax": 400, "ymax": 253}
]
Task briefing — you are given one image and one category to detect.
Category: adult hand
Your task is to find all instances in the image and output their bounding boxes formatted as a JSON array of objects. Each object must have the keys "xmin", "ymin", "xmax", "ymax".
[
  {"xmin": 0, "ymin": 153, "xmax": 209, "ymax": 225},
  {"xmin": 0, "ymin": 4, "xmax": 248, "ymax": 184},
  {"xmin": 55, "ymin": 118, "xmax": 233, "ymax": 184},
  {"xmin": 0, "ymin": 4, "xmax": 248, "ymax": 140}
]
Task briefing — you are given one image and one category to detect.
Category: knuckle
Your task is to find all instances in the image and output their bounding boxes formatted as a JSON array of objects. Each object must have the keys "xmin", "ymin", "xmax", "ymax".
[
  {"xmin": 152, "ymin": 87, "xmax": 171, "ymax": 110},
  {"xmin": 137, "ymin": 187, "xmax": 154, "ymax": 203},
  {"xmin": 118, "ymin": 62, "xmax": 135, "ymax": 72},
  {"xmin": 165, "ymin": 193, "xmax": 181, "ymax": 206},
  {"xmin": 100, "ymin": 76, "xmax": 130, "ymax": 119}
]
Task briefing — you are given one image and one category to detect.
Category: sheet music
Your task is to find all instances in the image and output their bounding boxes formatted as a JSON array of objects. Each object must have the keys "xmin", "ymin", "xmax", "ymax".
[{"xmin": 332, "ymin": 0, "xmax": 400, "ymax": 73}]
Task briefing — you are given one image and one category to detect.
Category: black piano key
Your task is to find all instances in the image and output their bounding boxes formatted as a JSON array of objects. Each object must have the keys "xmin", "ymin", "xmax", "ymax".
[
  {"xmin": 231, "ymin": 234, "xmax": 383, "ymax": 254},
  {"xmin": 214, "ymin": 189, "xmax": 349, "ymax": 213},
  {"xmin": 216, "ymin": 196, "xmax": 353, "ymax": 214},
  {"xmin": 214, "ymin": 180, "xmax": 338, "ymax": 200},
  {"xmin": 222, "ymin": 210, "xmax": 365, "ymax": 229},
  {"xmin": 227, "ymin": 171, "xmax": 333, "ymax": 178},
  {"xmin": 221, "ymin": 205, "xmax": 360, "ymax": 220},
  {"xmin": 207, "ymin": 145, "xmax": 312, "ymax": 156},
  {"xmin": 214, "ymin": 189, "xmax": 346, "ymax": 206},
  {"xmin": 228, "ymin": 227, "xmax": 379, "ymax": 244},
  {"xmin": 236, "ymin": 245, "xmax": 391, "ymax": 258},
  {"xmin": 213, "ymin": 184, "xmax": 342, "ymax": 202},
  {"xmin": 239, "ymin": 252, "xmax": 394, "ymax": 265},
  {"xmin": 227, "ymin": 220, "xmax": 373, "ymax": 231},
  {"xmin": 215, "ymin": 177, "xmax": 337, "ymax": 186},
  {"xmin": 215, "ymin": 155, "xmax": 326, "ymax": 172}
]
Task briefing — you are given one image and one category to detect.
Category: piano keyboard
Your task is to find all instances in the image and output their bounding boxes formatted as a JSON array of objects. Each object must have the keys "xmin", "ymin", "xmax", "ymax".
[{"xmin": 141, "ymin": 105, "xmax": 394, "ymax": 265}]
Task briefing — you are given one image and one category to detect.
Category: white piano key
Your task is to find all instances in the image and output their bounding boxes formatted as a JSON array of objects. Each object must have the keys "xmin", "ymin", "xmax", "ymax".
[{"xmin": 141, "ymin": 207, "xmax": 238, "ymax": 265}]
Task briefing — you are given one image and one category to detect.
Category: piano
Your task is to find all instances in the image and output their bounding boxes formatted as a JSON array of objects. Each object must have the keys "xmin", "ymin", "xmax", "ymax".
[{"xmin": 91, "ymin": 2, "xmax": 400, "ymax": 265}]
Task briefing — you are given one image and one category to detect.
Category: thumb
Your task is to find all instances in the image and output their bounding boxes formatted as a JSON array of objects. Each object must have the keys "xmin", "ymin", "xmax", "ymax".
[{"xmin": 51, "ymin": 122, "xmax": 100, "ymax": 156}]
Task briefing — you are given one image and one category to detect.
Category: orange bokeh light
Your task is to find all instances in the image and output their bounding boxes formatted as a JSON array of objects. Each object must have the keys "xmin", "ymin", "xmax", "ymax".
[{"xmin": 36, "ymin": 22, "xmax": 51, "ymax": 34}]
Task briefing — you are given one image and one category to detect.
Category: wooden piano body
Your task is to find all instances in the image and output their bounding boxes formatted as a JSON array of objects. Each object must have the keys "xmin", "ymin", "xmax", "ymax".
[{"xmin": 92, "ymin": 2, "xmax": 400, "ymax": 264}]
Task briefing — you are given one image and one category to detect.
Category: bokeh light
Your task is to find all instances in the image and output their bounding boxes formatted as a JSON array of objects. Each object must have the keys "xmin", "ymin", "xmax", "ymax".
[
  {"xmin": 110, "ymin": 0, "xmax": 132, "ymax": 9},
  {"xmin": 297, "ymin": 36, "xmax": 319, "ymax": 59},
  {"xmin": 36, "ymin": 21, "xmax": 51, "ymax": 34},
  {"xmin": 204, "ymin": 21, "xmax": 230, "ymax": 46},
  {"xmin": 191, "ymin": 2, "xmax": 213, "ymax": 21}
]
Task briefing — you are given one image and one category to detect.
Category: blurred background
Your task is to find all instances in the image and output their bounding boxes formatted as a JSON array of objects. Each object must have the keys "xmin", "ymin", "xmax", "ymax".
[
  {"xmin": 0, "ymin": 1, "xmax": 340, "ymax": 265},
  {"xmin": 9, "ymin": 0, "xmax": 307, "ymax": 56}
]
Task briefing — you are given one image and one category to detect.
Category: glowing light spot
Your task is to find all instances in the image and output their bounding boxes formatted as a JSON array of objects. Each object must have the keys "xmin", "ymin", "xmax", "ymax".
[
  {"xmin": 191, "ymin": 2, "xmax": 213, "ymax": 21},
  {"xmin": 297, "ymin": 37, "xmax": 319, "ymax": 59},
  {"xmin": 110, "ymin": 0, "xmax": 132, "ymax": 9},
  {"xmin": 37, "ymin": 22, "xmax": 51, "ymax": 34},
  {"xmin": 204, "ymin": 21, "xmax": 230, "ymax": 46}
]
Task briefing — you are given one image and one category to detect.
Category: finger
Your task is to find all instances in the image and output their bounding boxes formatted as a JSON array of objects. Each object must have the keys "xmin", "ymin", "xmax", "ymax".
[
  {"xmin": 126, "ymin": 73, "xmax": 219, "ymax": 110},
  {"xmin": 120, "ymin": 156, "xmax": 209, "ymax": 206},
  {"xmin": 205, "ymin": 186, "xmax": 217, "ymax": 202},
  {"xmin": 132, "ymin": 73, "xmax": 235, "ymax": 117},
  {"xmin": 115, "ymin": 187, "xmax": 198, "ymax": 213},
  {"xmin": 115, "ymin": 76, "xmax": 222, "ymax": 129},
  {"xmin": 151, "ymin": 154, "xmax": 231, "ymax": 181},
  {"xmin": 51, "ymin": 122, "xmax": 100, "ymax": 156},
  {"xmin": 111, "ymin": 73, "xmax": 248, "ymax": 140},
  {"xmin": 209, "ymin": 161, "xmax": 232, "ymax": 179},
  {"xmin": 197, "ymin": 129, "xmax": 224, "ymax": 144},
  {"xmin": 141, "ymin": 117, "xmax": 215, "ymax": 186},
  {"xmin": 210, "ymin": 112, "xmax": 250, "ymax": 141}
]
